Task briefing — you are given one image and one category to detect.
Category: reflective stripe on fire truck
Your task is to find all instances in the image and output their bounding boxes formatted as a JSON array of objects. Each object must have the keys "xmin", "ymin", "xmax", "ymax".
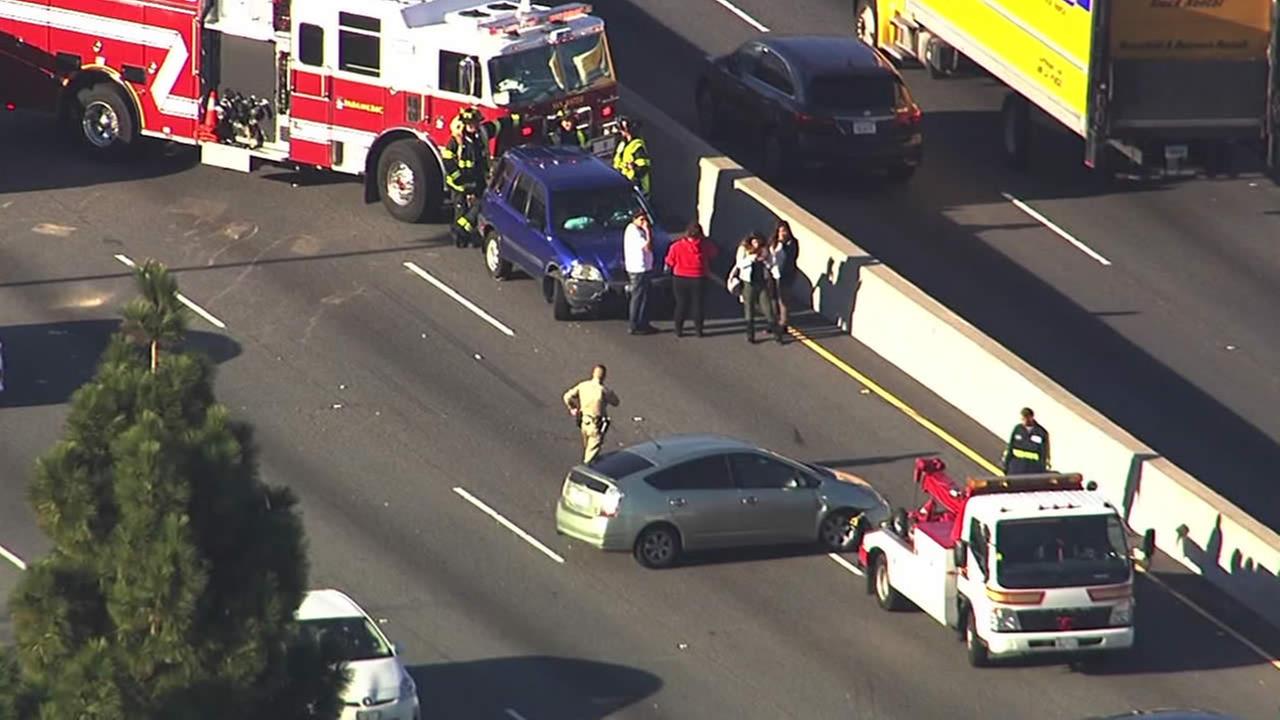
[{"xmin": 0, "ymin": 0, "xmax": 199, "ymax": 118}]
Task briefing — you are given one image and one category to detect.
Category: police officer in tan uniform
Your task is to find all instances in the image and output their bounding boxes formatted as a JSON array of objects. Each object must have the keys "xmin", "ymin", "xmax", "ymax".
[{"xmin": 563, "ymin": 364, "xmax": 620, "ymax": 464}]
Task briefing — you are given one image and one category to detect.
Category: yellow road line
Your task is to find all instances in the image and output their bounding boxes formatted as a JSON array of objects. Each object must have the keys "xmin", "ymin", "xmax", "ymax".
[
  {"xmin": 789, "ymin": 327, "xmax": 1002, "ymax": 475},
  {"xmin": 789, "ymin": 325, "xmax": 1280, "ymax": 673}
]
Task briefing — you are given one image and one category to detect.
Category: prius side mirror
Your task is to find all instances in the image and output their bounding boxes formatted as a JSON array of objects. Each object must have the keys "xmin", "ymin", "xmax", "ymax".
[{"xmin": 953, "ymin": 539, "xmax": 968, "ymax": 569}]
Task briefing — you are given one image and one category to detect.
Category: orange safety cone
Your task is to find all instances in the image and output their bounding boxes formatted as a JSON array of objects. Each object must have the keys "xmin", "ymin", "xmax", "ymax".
[{"xmin": 195, "ymin": 90, "xmax": 218, "ymax": 142}]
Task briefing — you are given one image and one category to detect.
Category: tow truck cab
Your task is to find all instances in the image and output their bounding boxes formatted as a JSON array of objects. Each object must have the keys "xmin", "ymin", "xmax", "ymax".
[{"xmin": 858, "ymin": 461, "xmax": 1154, "ymax": 667}]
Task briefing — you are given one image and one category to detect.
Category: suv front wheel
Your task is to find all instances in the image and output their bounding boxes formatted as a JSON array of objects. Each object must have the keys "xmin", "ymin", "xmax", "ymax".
[
  {"xmin": 551, "ymin": 278, "xmax": 573, "ymax": 321},
  {"xmin": 483, "ymin": 231, "xmax": 512, "ymax": 280}
]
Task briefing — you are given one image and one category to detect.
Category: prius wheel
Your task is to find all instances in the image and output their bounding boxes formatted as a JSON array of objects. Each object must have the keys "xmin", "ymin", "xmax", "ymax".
[
  {"xmin": 819, "ymin": 509, "xmax": 858, "ymax": 552},
  {"xmin": 873, "ymin": 553, "xmax": 905, "ymax": 611},
  {"xmin": 634, "ymin": 524, "xmax": 681, "ymax": 569}
]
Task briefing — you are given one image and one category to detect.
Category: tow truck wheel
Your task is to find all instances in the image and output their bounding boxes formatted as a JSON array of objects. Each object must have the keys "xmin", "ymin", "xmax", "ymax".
[
  {"xmin": 377, "ymin": 139, "xmax": 438, "ymax": 224},
  {"xmin": 75, "ymin": 83, "xmax": 139, "ymax": 160},
  {"xmin": 872, "ymin": 553, "xmax": 905, "ymax": 611},
  {"xmin": 964, "ymin": 607, "xmax": 990, "ymax": 667},
  {"xmin": 483, "ymin": 231, "xmax": 512, "ymax": 280}
]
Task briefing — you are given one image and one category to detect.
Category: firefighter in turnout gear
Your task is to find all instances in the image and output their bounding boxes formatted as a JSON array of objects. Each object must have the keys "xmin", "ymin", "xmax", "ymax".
[
  {"xmin": 612, "ymin": 116, "xmax": 651, "ymax": 198},
  {"xmin": 443, "ymin": 106, "xmax": 519, "ymax": 247},
  {"xmin": 1002, "ymin": 407, "xmax": 1051, "ymax": 475},
  {"xmin": 549, "ymin": 108, "xmax": 589, "ymax": 149}
]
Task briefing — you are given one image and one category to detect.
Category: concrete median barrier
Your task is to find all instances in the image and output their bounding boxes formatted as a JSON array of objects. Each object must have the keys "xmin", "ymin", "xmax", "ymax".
[{"xmin": 620, "ymin": 86, "xmax": 1280, "ymax": 627}]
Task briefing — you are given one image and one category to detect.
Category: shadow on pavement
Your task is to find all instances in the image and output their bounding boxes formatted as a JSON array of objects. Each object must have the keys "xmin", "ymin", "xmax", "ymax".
[
  {"xmin": 0, "ymin": 111, "xmax": 196, "ymax": 196},
  {"xmin": 407, "ymin": 655, "xmax": 662, "ymax": 720},
  {"xmin": 0, "ymin": 319, "xmax": 242, "ymax": 408}
]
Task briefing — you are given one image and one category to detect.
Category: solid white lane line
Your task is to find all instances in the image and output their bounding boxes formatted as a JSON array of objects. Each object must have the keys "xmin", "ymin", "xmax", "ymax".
[
  {"xmin": 0, "ymin": 544, "xmax": 28, "ymax": 571},
  {"xmin": 113, "ymin": 253, "xmax": 229, "ymax": 329},
  {"xmin": 712, "ymin": 0, "xmax": 770, "ymax": 32},
  {"xmin": 504, "ymin": 709, "xmax": 530, "ymax": 720},
  {"xmin": 999, "ymin": 192, "xmax": 1112, "ymax": 267},
  {"xmin": 452, "ymin": 487, "xmax": 565, "ymax": 564},
  {"xmin": 828, "ymin": 553, "xmax": 863, "ymax": 577},
  {"xmin": 403, "ymin": 261, "xmax": 516, "ymax": 337}
]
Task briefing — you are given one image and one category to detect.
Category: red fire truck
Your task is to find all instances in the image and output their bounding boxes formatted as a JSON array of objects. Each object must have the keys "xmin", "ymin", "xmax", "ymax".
[{"xmin": 1, "ymin": 0, "xmax": 621, "ymax": 222}]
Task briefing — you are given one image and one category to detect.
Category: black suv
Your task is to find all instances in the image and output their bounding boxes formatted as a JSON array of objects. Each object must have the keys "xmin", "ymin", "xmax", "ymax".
[{"xmin": 696, "ymin": 34, "xmax": 923, "ymax": 181}]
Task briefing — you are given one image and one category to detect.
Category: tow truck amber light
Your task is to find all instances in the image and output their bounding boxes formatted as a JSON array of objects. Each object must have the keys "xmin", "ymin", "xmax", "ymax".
[
  {"xmin": 967, "ymin": 473, "xmax": 1085, "ymax": 496},
  {"xmin": 985, "ymin": 587, "xmax": 1045, "ymax": 605},
  {"xmin": 1087, "ymin": 584, "xmax": 1133, "ymax": 601}
]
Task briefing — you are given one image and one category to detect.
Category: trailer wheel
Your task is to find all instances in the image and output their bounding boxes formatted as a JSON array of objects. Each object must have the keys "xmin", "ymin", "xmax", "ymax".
[
  {"xmin": 74, "ymin": 83, "xmax": 139, "ymax": 160},
  {"xmin": 965, "ymin": 607, "xmax": 990, "ymax": 667},
  {"xmin": 1000, "ymin": 93, "xmax": 1030, "ymax": 170},
  {"xmin": 377, "ymin": 139, "xmax": 439, "ymax": 223},
  {"xmin": 854, "ymin": 0, "xmax": 877, "ymax": 47},
  {"xmin": 873, "ymin": 553, "xmax": 906, "ymax": 611}
]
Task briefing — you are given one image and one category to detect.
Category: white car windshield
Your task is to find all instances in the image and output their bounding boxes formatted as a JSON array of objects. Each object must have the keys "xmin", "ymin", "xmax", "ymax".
[
  {"xmin": 489, "ymin": 32, "xmax": 614, "ymax": 106},
  {"xmin": 299, "ymin": 617, "xmax": 393, "ymax": 662}
]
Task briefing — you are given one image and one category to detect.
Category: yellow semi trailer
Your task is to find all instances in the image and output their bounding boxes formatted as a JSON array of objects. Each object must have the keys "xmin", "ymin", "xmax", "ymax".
[{"xmin": 853, "ymin": 0, "xmax": 1279, "ymax": 175}]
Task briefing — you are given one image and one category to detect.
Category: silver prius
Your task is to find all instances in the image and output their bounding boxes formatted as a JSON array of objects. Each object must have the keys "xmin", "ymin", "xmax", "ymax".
[{"xmin": 555, "ymin": 434, "xmax": 892, "ymax": 568}]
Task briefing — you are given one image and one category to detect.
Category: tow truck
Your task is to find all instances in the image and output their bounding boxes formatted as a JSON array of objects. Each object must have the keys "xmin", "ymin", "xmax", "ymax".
[
  {"xmin": 1, "ymin": 0, "xmax": 620, "ymax": 223},
  {"xmin": 855, "ymin": 458, "xmax": 1155, "ymax": 667}
]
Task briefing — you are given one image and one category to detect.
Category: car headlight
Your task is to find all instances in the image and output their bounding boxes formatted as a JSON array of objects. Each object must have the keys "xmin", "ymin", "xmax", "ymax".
[
  {"xmin": 1109, "ymin": 598, "xmax": 1134, "ymax": 626},
  {"xmin": 568, "ymin": 260, "xmax": 604, "ymax": 282},
  {"xmin": 400, "ymin": 673, "xmax": 417, "ymax": 700},
  {"xmin": 990, "ymin": 607, "xmax": 1021, "ymax": 632}
]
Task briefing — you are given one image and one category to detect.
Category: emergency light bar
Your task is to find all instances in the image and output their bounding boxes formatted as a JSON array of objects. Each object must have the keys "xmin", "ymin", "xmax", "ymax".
[
  {"xmin": 480, "ymin": 2, "xmax": 591, "ymax": 34},
  {"xmin": 966, "ymin": 473, "xmax": 1085, "ymax": 496}
]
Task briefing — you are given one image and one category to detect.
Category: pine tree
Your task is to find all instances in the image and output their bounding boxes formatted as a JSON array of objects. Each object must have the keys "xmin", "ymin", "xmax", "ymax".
[{"xmin": 4, "ymin": 261, "xmax": 346, "ymax": 718}]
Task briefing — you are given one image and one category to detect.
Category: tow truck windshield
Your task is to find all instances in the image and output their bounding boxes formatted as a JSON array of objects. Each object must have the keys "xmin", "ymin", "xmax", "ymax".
[
  {"xmin": 995, "ymin": 515, "xmax": 1130, "ymax": 589},
  {"xmin": 489, "ymin": 32, "xmax": 615, "ymax": 106}
]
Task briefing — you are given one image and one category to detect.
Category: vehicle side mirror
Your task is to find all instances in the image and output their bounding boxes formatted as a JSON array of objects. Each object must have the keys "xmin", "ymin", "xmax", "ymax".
[
  {"xmin": 392, "ymin": 642, "xmax": 404, "ymax": 655},
  {"xmin": 1086, "ymin": 480, "xmax": 1098, "ymax": 491},
  {"xmin": 1138, "ymin": 528, "xmax": 1156, "ymax": 569},
  {"xmin": 459, "ymin": 56, "xmax": 479, "ymax": 98},
  {"xmin": 953, "ymin": 540, "xmax": 968, "ymax": 569},
  {"xmin": 783, "ymin": 476, "xmax": 801, "ymax": 489}
]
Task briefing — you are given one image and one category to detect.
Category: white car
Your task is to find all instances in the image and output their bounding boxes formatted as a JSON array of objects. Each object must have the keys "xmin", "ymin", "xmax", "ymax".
[{"xmin": 296, "ymin": 589, "xmax": 421, "ymax": 720}]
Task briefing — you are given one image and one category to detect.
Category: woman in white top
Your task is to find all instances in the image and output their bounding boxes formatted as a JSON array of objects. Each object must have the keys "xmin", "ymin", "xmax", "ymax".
[{"xmin": 734, "ymin": 233, "xmax": 782, "ymax": 344}]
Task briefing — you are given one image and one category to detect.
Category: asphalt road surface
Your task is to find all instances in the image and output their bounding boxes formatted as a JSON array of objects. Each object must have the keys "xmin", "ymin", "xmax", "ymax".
[
  {"xmin": 591, "ymin": 0, "xmax": 1280, "ymax": 533},
  {"xmin": 3, "ymin": 108, "xmax": 1279, "ymax": 717}
]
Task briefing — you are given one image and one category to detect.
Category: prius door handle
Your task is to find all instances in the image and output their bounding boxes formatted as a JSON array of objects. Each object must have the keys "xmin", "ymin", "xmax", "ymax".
[
  {"xmin": 741, "ymin": 495, "xmax": 758, "ymax": 505},
  {"xmin": 669, "ymin": 497, "xmax": 687, "ymax": 507}
]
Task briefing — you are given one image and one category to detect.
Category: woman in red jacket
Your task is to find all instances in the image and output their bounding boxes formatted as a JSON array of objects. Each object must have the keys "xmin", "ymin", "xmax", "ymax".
[{"xmin": 664, "ymin": 221, "xmax": 719, "ymax": 337}]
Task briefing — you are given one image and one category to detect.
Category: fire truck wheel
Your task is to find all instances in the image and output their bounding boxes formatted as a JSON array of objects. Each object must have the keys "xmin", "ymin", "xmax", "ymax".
[
  {"xmin": 964, "ymin": 607, "xmax": 990, "ymax": 667},
  {"xmin": 873, "ymin": 552, "xmax": 906, "ymax": 611},
  {"xmin": 75, "ymin": 83, "xmax": 138, "ymax": 159},
  {"xmin": 376, "ymin": 139, "xmax": 439, "ymax": 223}
]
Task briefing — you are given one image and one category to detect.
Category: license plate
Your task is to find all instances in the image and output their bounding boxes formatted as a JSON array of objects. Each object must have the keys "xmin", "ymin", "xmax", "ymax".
[
  {"xmin": 1057, "ymin": 637, "xmax": 1079, "ymax": 650},
  {"xmin": 356, "ymin": 711, "xmax": 382, "ymax": 720},
  {"xmin": 567, "ymin": 485, "xmax": 592, "ymax": 511},
  {"xmin": 1164, "ymin": 144, "xmax": 1188, "ymax": 161},
  {"xmin": 853, "ymin": 121, "xmax": 877, "ymax": 135}
]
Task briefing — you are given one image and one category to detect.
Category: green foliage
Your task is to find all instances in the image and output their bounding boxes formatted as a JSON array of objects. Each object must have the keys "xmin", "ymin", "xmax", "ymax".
[
  {"xmin": 121, "ymin": 259, "xmax": 188, "ymax": 372},
  {"xmin": 4, "ymin": 261, "xmax": 345, "ymax": 718}
]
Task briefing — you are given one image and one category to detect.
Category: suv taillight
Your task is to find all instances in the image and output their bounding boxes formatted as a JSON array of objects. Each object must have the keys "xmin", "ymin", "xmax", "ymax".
[{"xmin": 894, "ymin": 104, "xmax": 922, "ymax": 127}]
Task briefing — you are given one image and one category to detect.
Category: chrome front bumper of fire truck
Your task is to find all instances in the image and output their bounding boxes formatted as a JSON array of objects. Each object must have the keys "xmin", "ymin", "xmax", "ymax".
[{"xmin": 984, "ymin": 626, "xmax": 1134, "ymax": 657}]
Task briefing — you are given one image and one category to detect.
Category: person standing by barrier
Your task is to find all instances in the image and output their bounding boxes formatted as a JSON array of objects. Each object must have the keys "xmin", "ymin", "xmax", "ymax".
[
  {"xmin": 665, "ymin": 221, "xmax": 718, "ymax": 338},
  {"xmin": 1002, "ymin": 407, "xmax": 1051, "ymax": 474},
  {"xmin": 624, "ymin": 209, "xmax": 657, "ymax": 335},
  {"xmin": 563, "ymin": 364, "xmax": 620, "ymax": 464},
  {"xmin": 735, "ymin": 233, "xmax": 781, "ymax": 344},
  {"xmin": 769, "ymin": 219, "xmax": 798, "ymax": 336}
]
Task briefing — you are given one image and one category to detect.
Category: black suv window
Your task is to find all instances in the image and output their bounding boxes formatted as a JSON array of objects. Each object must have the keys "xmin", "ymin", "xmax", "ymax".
[
  {"xmin": 526, "ymin": 184, "xmax": 547, "ymax": 231},
  {"xmin": 490, "ymin": 159, "xmax": 516, "ymax": 195},
  {"xmin": 728, "ymin": 453, "xmax": 802, "ymax": 490},
  {"xmin": 508, "ymin": 173, "xmax": 534, "ymax": 215},
  {"xmin": 644, "ymin": 455, "xmax": 733, "ymax": 492},
  {"xmin": 752, "ymin": 51, "xmax": 794, "ymax": 95},
  {"xmin": 808, "ymin": 74, "xmax": 896, "ymax": 112}
]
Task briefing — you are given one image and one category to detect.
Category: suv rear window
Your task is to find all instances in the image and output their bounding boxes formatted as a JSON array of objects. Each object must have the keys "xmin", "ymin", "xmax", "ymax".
[
  {"xmin": 588, "ymin": 450, "xmax": 655, "ymax": 478},
  {"xmin": 808, "ymin": 74, "xmax": 897, "ymax": 111}
]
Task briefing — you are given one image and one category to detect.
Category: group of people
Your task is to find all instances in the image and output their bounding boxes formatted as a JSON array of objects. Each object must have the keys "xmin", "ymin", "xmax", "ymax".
[
  {"xmin": 621, "ymin": 213, "xmax": 799, "ymax": 343},
  {"xmin": 442, "ymin": 105, "xmax": 652, "ymax": 250}
]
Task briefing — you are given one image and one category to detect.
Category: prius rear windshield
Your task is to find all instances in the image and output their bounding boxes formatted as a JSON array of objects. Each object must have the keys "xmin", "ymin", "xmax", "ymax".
[
  {"xmin": 808, "ymin": 74, "xmax": 897, "ymax": 111},
  {"xmin": 588, "ymin": 449, "xmax": 654, "ymax": 478}
]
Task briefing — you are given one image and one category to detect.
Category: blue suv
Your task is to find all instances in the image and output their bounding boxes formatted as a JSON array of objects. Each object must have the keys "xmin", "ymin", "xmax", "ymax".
[{"xmin": 477, "ymin": 146, "xmax": 670, "ymax": 321}]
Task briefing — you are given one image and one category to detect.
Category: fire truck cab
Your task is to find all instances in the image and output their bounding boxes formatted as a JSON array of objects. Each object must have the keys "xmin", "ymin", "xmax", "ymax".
[
  {"xmin": 856, "ymin": 458, "xmax": 1155, "ymax": 667},
  {"xmin": 1, "ymin": 0, "xmax": 620, "ymax": 222}
]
